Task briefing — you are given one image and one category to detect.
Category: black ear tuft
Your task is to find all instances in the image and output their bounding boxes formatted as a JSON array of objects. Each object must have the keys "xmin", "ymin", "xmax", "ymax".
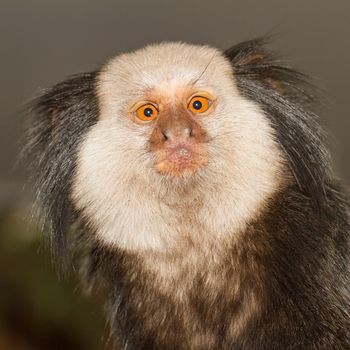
[
  {"xmin": 24, "ymin": 72, "xmax": 99, "ymax": 266},
  {"xmin": 224, "ymin": 37, "xmax": 319, "ymax": 104},
  {"xmin": 224, "ymin": 38, "xmax": 332, "ymax": 211}
]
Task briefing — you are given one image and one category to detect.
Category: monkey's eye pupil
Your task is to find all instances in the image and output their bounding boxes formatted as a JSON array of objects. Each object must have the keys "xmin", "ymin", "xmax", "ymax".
[
  {"xmin": 188, "ymin": 95, "xmax": 212, "ymax": 114},
  {"xmin": 135, "ymin": 103, "xmax": 159, "ymax": 122},
  {"xmin": 192, "ymin": 100, "xmax": 202, "ymax": 110},
  {"xmin": 144, "ymin": 107, "xmax": 153, "ymax": 117}
]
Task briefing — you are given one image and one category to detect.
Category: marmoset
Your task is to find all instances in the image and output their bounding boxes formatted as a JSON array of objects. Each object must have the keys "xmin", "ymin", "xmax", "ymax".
[{"xmin": 25, "ymin": 38, "xmax": 350, "ymax": 349}]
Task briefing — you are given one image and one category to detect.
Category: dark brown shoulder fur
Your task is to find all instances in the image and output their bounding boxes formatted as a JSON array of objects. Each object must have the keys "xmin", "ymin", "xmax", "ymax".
[{"xmin": 84, "ymin": 183, "xmax": 350, "ymax": 349}]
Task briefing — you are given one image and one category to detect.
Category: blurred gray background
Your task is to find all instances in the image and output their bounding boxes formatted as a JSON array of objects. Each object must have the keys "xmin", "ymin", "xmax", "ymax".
[
  {"xmin": 0, "ymin": 1, "xmax": 349, "ymax": 349},
  {"xmin": 1, "ymin": 0, "xmax": 350, "ymax": 195}
]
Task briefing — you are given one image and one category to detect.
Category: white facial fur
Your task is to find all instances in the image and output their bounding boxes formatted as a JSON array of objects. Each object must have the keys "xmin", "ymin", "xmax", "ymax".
[{"xmin": 71, "ymin": 42, "xmax": 287, "ymax": 252}]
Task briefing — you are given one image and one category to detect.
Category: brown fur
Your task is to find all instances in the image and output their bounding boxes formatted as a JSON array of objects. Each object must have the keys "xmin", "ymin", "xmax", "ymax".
[{"xmin": 87, "ymin": 182, "xmax": 349, "ymax": 349}]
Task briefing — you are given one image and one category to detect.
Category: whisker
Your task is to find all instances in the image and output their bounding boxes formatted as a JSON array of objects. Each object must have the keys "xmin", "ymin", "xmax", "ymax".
[{"xmin": 191, "ymin": 53, "xmax": 217, "ymax": 85}]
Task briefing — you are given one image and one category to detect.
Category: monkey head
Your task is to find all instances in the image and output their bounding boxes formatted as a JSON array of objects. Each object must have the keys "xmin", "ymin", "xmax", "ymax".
[{"xmin": 26, "ymin": 38, "xmax": 329, "ymax": 256}]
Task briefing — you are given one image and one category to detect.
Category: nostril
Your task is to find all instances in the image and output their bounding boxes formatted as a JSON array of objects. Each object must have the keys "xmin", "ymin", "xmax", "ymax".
[
  {"xmin": 184, "ymin": 127, "xmax": 193, "ymax": 138},
  {"xmin": 162, "ymin": 130, "xmax": 169, "ymax": 141}
]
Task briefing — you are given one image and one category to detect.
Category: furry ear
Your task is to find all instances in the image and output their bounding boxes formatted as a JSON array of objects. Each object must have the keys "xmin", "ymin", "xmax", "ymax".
[
  {"xmin": 24, "ymin": 72, "xmax": 99, "ymax": 263},
  {"xmin": 225, "ymin": 38, "xmax": 332, "ymax": 211},
  {"xmin": 224, "ymin": 37, "xmax": 317, "ymax": 103}
]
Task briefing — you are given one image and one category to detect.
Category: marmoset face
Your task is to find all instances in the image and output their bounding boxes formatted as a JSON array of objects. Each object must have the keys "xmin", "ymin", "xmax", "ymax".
[{"xmin": 71, "ymin": 42, "xmax": 285, "ymax": 251}]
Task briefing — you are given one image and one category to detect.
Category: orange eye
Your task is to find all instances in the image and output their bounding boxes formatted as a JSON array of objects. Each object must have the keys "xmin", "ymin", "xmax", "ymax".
[
  {"xmin": 188, "ymin": 96, "xmax": 211, "ymax": 114},
  {"xmin": 135, "ymin": 103, "xmax": 159, "ymax": 122}
]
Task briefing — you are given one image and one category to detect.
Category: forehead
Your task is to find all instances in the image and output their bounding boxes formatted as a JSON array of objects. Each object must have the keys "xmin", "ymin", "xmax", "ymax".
[{"xmin": 97, "ymin": 42, "xmax": 234, "ymax": 102}]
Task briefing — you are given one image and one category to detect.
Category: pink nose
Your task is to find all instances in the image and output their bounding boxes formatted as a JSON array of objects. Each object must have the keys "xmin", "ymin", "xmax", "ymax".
[
  {"xmin": 149, "ymin": 110, "xmax": 207, "ymax": 153},
  {"xmin": 161, "ymin": 126, "xmax": 192, "ymax": 141}
]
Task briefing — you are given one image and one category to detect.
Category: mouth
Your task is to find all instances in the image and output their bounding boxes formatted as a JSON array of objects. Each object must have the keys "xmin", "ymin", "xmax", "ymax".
[{"xmin": 154, "ymin": 141, "xmax": 208, "ymax": 177}]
